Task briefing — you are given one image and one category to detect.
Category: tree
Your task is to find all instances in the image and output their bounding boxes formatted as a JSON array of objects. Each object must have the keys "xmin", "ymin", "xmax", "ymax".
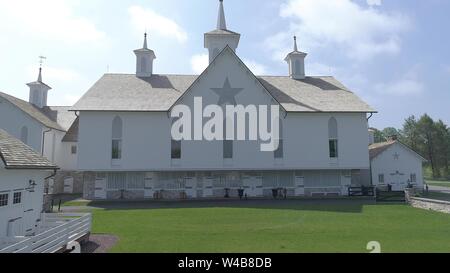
[
  {"xmin": 434, "ymin": 120, "xmax": 450, "ymax": 177},
  {"xmin": 373, "ymin": 129, "xmax": 386, "ymax": 143},
  {"xmin": 417, "ymin": 114, "xmax": 439, "ymax": 178},
  {"xmin": 400, "ymin": 116, "xmax": 421, "ymax": 151},
  {"xmin": 382, "ymin": 127, "xmax": 401, "ymax": 140}
]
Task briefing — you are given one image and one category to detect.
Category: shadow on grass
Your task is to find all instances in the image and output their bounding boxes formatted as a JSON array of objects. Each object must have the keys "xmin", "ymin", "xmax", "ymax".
[{"xmin": 81, "ymin": 198, "xmax": 394, "ymax": 214}]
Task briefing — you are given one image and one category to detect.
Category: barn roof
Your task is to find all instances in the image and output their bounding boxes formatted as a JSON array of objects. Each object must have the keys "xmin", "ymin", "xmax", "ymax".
[{"xmin": 0, "ymin": 129, "xmax": 58, "ymax": 170}]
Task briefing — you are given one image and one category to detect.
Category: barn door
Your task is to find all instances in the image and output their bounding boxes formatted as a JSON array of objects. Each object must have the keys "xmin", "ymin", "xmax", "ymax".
[
  {"xmin": 294, "ymin": 171, "xmax": 305, "ymax": 196},
  {"xmin": 64, "ymin": 177, "xmax": 74, "ymax": 194},
  {"xmin": 94, "ymin": 178, "xmax": 107, "ymax": 199},
  {"xmin": 144, "ymin": 172, "xmax": 155, "ymax": 198},
  {"xmin": 203, "ymin": 176, "xmax": 214, "ymax": 197}
]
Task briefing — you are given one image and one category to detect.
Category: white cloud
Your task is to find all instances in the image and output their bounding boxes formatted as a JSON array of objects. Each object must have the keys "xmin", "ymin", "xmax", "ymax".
[
  {"xmin": 128, "ymin": 5, "xmax": 188, "ymax": 43},
  {"xmin": 367, "ymin": 0, "xmax": 382, "ymax": 6},
  {"xmin": 0, "ymin": 0, "xmax": 106, "ymax": 45},
  {"xmin": 374, "ymin": 66, "xmax": 424, "ymax": 96},
  {"xmin": 308, "ymin": 62, "xmax": 336, "ymax": 76},
  {"xmin": 190, "ymin": 54, "xmax": 209, "ymax": 74},
  {"xmin": 267, "ymin": 0, "xmax": 410, "ymax": 61},
  {"xmin": 242, "ymin": 59, "xmax": 268, "ymax": 75}
]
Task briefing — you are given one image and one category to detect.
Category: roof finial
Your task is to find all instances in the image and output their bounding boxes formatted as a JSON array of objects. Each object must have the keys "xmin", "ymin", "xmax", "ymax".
[
  {"xmin": 38, "ymin": 56, "xmax": 46, "ymax": 82},
  {"xmin": 293, "ymin": 36, "xmax": 298, "ymax": 52},
  {"xmin": 143, "ymin": 32, "xmax": 148, "ymax": 49},
  {"xmin": 217, "ymin": 0, "xmax": 227, "ymax": 30}
]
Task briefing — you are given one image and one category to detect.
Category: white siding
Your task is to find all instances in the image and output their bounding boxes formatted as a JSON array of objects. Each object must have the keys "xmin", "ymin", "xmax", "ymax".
[{"xmin": 371, "ymin": 143, "xmax": 424, "ymax": 190}]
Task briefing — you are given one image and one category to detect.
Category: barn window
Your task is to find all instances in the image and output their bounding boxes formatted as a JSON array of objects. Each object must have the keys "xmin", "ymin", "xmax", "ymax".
[
  {"xmin": 13, "ymin": 192, "xmax": 22, "ymax": 204},
  {"xmin": 223, "ymin": 118, "xmax": 233, "ymax": 159},
  {"xmin": 378, "ymin": 174, "xmax": 385, "ymax": 184},
  {"xmin": 71, "ymin": 145, "xmax": 77, "ymax": 154},
  {"xmin": 410, "ymin": 174, "xmax": 417, "ymax": 183},
  {"xmin": 0, "ymin": 193, "xmax": 8, "ymax": 207},
  {"xmin": 20, "ymin": 126, "xmax": 28, "ymax": 144},
  {"xmin": 112, "ymin": 116, "xmax": 123, "ymax": 160},
  {"xmin": 328, "ymin": 117, "xmax": 338, "ymax": 158},
  {"xmin": 274, "ymin": 119, "xmax": 284, "ymax": 158},
  {"xmin": 141, "ymin": 57, "xmax": 147, "ymax": 73},
  {"xmin": 171, "ymin": 140, "xmax": 181, "ymax": 159}
]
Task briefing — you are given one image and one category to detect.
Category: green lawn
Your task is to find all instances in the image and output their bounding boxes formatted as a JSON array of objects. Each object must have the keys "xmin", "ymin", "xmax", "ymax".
[
  {"xmin": 90, "ymin": 201, "xmax": 450, "ymax": 253},
  {"xmin": 426, "ymin": 180, "xmax": 450, "ymax": 188}
]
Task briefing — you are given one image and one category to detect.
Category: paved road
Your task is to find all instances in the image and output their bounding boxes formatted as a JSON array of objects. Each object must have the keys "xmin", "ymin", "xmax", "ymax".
[{"xmin": 428, "ymin": 185, "xmax": 450, "ymax": 193}]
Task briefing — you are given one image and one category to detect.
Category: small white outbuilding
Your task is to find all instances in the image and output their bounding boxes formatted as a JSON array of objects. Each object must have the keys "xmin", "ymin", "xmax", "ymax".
[
  {"xmin": 0, "ymin": 129, "xmax": 57, "ymax": 238},
  {"xmin": 369, "ymin": 138, "xmax": 427, "ymax": 191}
]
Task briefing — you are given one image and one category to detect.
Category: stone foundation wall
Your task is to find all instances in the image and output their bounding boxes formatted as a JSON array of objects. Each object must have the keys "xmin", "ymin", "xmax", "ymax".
[
  {"xmin": 406, "ymin": 188, "xmax": 450, "ymax": 214},
  {"xmin": 45, "ymin": 171, "xmax": 85, "ymax": 195}
]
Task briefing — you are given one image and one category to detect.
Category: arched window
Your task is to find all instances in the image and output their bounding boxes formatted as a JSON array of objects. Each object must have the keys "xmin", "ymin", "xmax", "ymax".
[
  {"xmin": 328, "ymin": 117, "xmax": 338, "ymax": 158},
  {"xmin": 112, "ymin": 116, "xmax": 123, "ymax": 160},
  {"xmin": 223, "ymin": 118, "xmax": 233, "ymax": 159},
  {"xmin": 141, "ymin": 57, "xmax": 147, "ymax": 73},
  {"xmin": 274, "ymin": 119, "xmax": 284, "ymax": 159},
  {"xmin": 20, "ymin": 126, "xmax": 28, "ymax": 144}
]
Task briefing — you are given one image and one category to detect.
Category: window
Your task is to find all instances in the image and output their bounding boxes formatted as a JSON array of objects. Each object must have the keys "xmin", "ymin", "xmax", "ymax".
[
  {"xmin": 0, "ymin": 193, "xmax": 8, "ymax": 207},
  {"xmin": 329, "ymin": 140, "xmax": 338, "ymax": 158},
  {"xmin": 141, "ymin": 57, "xmax": 147, "ymax": 73},
  {"xmin": 71, "ymin": 145, "xmax": 77, "ymax": 154},
  {"xmin": 171, "ymin": 140, "xmax": 181, "ymax": 159},
  {"xmin": 13, "ymin": 192, "xmax": 22, "ymax": 204},
  {"xmin": 410, "ymin": 174, "xmax": 417, "ymax": 183},
  {"xmin": 328, "ymin": 117, "xmax": 338, "ymax": 158},
  {"xmin": 223, "ymin": 140, "xmax": 233, "ymax": 159},
  {"xmin": 20, "ymin": 126, "xmax": 28, "ymax": 144},
  {"xmin": 107, "ymin": 173, "xmax": 127, "ymax": 190},
  {"xmin": 294, "ymin": 60, "xmax": 301, "ymax": 75},
  {"xmin": 112, "ymin": 116, "xmax": 123, "ymax": 160},
  {"xmin": 274, "ymin": 119, "xmax": 284, "ymax": 158},
  {"xmin": 378, "ymin": 174, "xmax": 385, "ymax": 184}
]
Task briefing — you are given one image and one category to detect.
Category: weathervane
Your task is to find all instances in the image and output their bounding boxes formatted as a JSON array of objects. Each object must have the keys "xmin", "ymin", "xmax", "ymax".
[{"xmin": 39, "ymin": 55, "xmax": 47, "ymax": 68}]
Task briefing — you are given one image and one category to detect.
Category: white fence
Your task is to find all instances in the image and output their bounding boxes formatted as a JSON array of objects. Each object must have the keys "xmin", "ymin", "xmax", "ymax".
[{"xmin": 0, "ymin": 213, "xmax": 91, "ymax": 253}]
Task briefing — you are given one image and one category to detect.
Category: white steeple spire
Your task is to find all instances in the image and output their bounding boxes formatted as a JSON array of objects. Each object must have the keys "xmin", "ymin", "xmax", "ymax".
[
  {"xmin": 143, "ymin": 32, "xmax": 148, "ymax": 49},
  {"xmin": 204, "ymin": 0, "xmax": 240, "ymax": 64},
  {"xmin": 285, "ymin": 35, "xmax": 308, "ymax": 80},
  {"xmin": 217, "ymin": 0, "xmax": 227, "ymax": 30},
  {"xmin": 134, "ymin": 33, "xmax": 156, "ymax": 77},
  {"xmin": 293, "ymin": 35, "xmax": 298, "ymax": 52},
  {"xmin": 27, "ymin": 60, "xmax": 52, "ymax": 108}
]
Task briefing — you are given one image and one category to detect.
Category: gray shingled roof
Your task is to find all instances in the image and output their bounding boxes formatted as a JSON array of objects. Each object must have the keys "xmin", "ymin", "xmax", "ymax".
[
  {"xmin": 0, "ymin": 129, "xmax": 58, "ymax": 170},
  {"xmin": 41, "ymin": 106, "xmax": 78, "ymax": 131},
  {"xmin": 0, "ymin": 91, "xmax": 65, "ymax": 131},
  {"xmin": 369, "ymin": 140, "xmax": 396, "ymax": 160},
  {"xmin": 369, "ymin": 140, "xmax": 427, "ymax": 161},
  {"xmin": 62, "ymin": 117, "xmax": 79, "ymax": 142},
  {"xmin": 71, "ymin": 73, "xmax": 376, "ymax": 113}
]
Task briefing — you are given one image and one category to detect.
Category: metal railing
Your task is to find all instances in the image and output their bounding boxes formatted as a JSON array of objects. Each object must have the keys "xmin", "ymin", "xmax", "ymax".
[{"xmin": 0, "ymin": 213, "xmax": 91, "ymax": 253}]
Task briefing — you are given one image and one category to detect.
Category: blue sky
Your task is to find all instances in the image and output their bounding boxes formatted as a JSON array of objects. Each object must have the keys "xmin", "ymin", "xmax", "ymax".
[{"xmin": 0, "ymin": 0, "xmax": 449, "ymax": 130}]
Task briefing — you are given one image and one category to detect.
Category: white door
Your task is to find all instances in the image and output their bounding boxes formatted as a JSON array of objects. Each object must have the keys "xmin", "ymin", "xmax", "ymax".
[
  {"xmin": 144, "ymin": 172, "xmax": 155, "ymax": 198},
  {"xmin": 185, "ymin": 177, "xmax": 197, "ymax": 198},
  {"xmin": 390, "ymin": 172, "xmax": 406, "ymax": 191},
  {"xmin": 94, "ymin": 178, "xmax": 107, "ymax": 199},
  {"xmin": 294, "ymin": 174, "xmax": 305, "ymax": 196},
  {"xmin": 64, "ymin": 177, "xmax": 74, "ymax": 194},
  {"xmin": 203, "ymin": 177, "xmax": 214, "ymax": 197},
  {"xmin": 7, "ymin": 218, "xmax": 23, "ymax": 237},
  {"xmin": 243, "ymin": 175, "xmax": 263, "ymax": 197}
]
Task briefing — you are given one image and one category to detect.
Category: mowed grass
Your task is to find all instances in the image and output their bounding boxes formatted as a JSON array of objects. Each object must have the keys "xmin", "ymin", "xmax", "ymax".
[
  {"xmin": 90, "ymin": 201, "xmax": 450, "ymax": 253},
  {"xmin": 427, "ymin": 180, "xmax": 450, "ymax": 188}
]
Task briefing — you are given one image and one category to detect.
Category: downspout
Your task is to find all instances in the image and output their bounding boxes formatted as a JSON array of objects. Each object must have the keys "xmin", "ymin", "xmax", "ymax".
[
  {"xmin": 42, "ymin": 128, "xmax": 52, "ymax": 156},
  {"xmin": 367, "ymin": 112, "xmax": 374, "ymax": 187}
]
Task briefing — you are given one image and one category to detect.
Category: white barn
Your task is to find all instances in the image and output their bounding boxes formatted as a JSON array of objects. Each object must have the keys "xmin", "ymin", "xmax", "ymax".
[
  {"xmin": 0, "ymin": 129, "xmax": 57, "ymax": 238},
  {"xmin": 369, "ymin": 139, "xmax": 426, "ymax": 191},
  {"xmin": 71, "ymin": 1, "xmax": 376, "ymax": 200},
  {"xmin": 0, "ymin": 67, "xmax": 81, "ymax": 195}
]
